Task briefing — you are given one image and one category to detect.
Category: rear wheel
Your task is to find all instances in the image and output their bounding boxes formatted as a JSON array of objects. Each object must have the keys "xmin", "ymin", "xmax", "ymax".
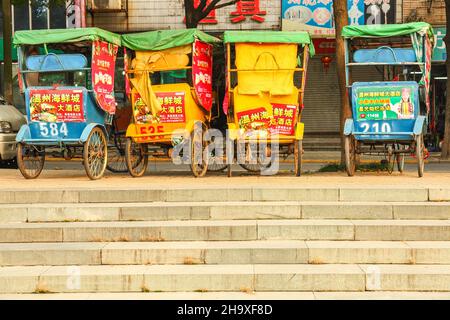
[
  {"xmin": 238, "ymin": 142, "xmax": 273, "ymax": 173},
  {"xmin": 83, "ymin": 127, "xmax": 107, "ymax": 180},
  {"xmin": 125, "ymin": 138, "xmax": 148, "ymax": 177},
  {"xmin": 106, "ymin": 131, "xmax": 128, "ymax": 173},
  {"xmin": 190, "ymin": 121, "xmax": 208, "ymax": 178},
  {"xmin": 416, "ymin": 134, "xmax": 425, "ymax": 178},
  {"xmin": 294, "ymin": 139, "xmax": 302, "ymax": 177},
  {"xmin": 396, "ymin": 144, "xmax": 405, "ymax": 173},
  {"xmin": 17, "ymin": 143, "xmax": 45, "ymax": 179},
  {"xmin": 207, "ymin": 137, "xmax": 227, "ymax": 172},
  {"xmin": 344, "ymin": 135, "xmax": 356, "ymax": 177}
]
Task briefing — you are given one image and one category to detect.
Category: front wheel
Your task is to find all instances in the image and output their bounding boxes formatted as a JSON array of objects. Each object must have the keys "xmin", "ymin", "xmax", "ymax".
[
  {"xmin": 294, "ymin": 139, "xmax": 302, "ymax": 177},
  {"xmin": 416, "ymin": 134, "xmax": 425, "ymax": 178},
  {"xmin": 17, "ymin": 143, "xmax": 45, "ymax": 179},
  {"xmin": 344, "ymin": 135, "xmax": 356, "ymax": 177},
  {"xmin": 83, "ymin": 127, "xmax": 107, "ymax": 180},
  {"xmin": 125, "ymin": 138, "xmax": 149, "ymax": 178}
]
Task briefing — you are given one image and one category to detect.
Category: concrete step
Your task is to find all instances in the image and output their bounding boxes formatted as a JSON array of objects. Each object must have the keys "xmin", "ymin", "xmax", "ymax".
[
  {"xmin": 1, "ymin": 241, "xmax": 449, "ymax": 266},
  {"xmin": 2, "ymin": 201, "xmax": 450, "ymax": 223},
  {"xmin": 1, "ymin": 264, "xmax": 450, "ymax": 294},
  {"xmin": 3, "ymin": 291, "xmax": 450, "ymax": 300},
  {"xmin": 0, "ymin": 220, "xmax": 449, "ymax": 243},
  {"xmin": 2, "ymin": 187, "xmax": 449, "ymax": 204}
]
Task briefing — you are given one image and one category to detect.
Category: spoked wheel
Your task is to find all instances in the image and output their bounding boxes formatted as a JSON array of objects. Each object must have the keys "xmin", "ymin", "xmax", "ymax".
[
  {"xmin": 386, "ymin": 145, "xmax": 396, "ymax": 174},
  {"xmin": 416, "ymin": 133, "xmax": 425, "ymax": 178},
  {"xmin": 106, "ymin": 131, "xmax": 128, "ymax": 173},
  {"xmin": 344, "ymin": 135, "xmax": 356, "ymax": 177},
  {"xmin": 396, "ymin": 144, "xmax": 405, "ymax": 173},
  {"xmin": 238, "ymin": 142, "xmax": 273, "ymax": 173},
  {"xmin": 294, "ymin": 139, "xmax": 303, "ymax": 177},
  {"xmin": 83, "ymin": 127, "xmax": 108, "ymax": 180},
  {"xmin": 206, "ymin": 136, "xmax": 227, "ymax": 172},
  {"xmin": 17, "ymin": 143, "xmax": 45, "ymax": 179},
  {"xmin": 190, "ymin": 121, "xmax": 208, "ymax": 178},
  {"xmin": 125, "ymin": 138, "xmax": 149, "ymax": 178}
]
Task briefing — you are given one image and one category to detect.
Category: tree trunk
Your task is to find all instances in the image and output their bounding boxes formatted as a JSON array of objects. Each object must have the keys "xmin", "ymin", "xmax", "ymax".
[
  {"xmin": 441, "ymin": 0, "xmax": 450, "ymax": 159},
  {"xmin": 185, "ymin": 0, "xmax": 200, "ymax": 28},
  {"xmin": 1, "ymin": 0, "xmax": 13, "ymax": 104},
  {"xmin": 333, "ymin": 0, "xmax": 352, "ymax": 165}
]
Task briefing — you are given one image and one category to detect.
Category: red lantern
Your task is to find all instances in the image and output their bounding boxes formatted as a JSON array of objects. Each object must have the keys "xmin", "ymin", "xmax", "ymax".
[{"xmin": 321, "ymin": 55, "xmax": 333, "ymax": 72}]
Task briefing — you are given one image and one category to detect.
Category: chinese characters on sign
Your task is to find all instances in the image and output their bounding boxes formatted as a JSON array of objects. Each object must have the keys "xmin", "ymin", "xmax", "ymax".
[
  {"xmin": 195, "ymin": 0, "xmax": 218, "ymax": 24},
  {"xmin": 184, "ymin": 0, "xmax": 266, "ymax": 25},
  {"xmin": 133, "ymin": 92, "xmax": 186, "ymax": 124},
  {"xmin": 29, "ymin": 89, "xmax": 85, "ymax": 123},
  {"xmin": 92, "ymin": 40, "xmax": 118, "ymax": 114},
  {"xmin": 192, "ymin": 40, "xmax": 214, "ymax": 111},
  {"xmin": 432, "ymin": 27, "xmax": 446, "ymax": 62},
  {"xmin": 231, "ymin": 0, "xmax": 266, "ymax": 23},
  {"xmin": 355, "ymin": 85, "xmax": 417, "ymax": 121},
  {"xmin": 157, "ymin": 92, "xmax": 186, "ymax": 123},
  {"xmin": 237, "ymin": 104, "xmax": 297, "ymax": 135}
]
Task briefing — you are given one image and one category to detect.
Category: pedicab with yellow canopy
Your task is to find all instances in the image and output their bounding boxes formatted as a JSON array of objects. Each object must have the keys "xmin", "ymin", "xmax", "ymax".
[
  {"xmin": 121, "ymin": 29, "xmax": 221, "ymax": 177},
  {"xmin": 223, "ymin": 31, "xmax": 314, "ymax": 176},
  {"xmin": 13, "ymin": 28, "xmax": 123, "ymax": 180}
]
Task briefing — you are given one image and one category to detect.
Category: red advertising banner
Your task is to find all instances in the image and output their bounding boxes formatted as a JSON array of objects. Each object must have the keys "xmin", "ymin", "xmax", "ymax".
[
  {"xmin": 270, "ymin": 103, "xmax": 296, "ymax": 135},
  {"xmin": 237, "ymin": 107, "xmax": 271, "ymax": 131},
  {"xmin": 192, "ymin": 40, "xmax": 213, "ymax": 111},
  {"xmin": 156, "ymin": 92, "xmax": 186, "ymax": 123},
  {"xmin": 29, "ymin": 89, "xmax": 84, "ymax": 122},
  {"xmin": 237, "ymin": 104, "xmax": 297, "ymax": 135},
  {"xmin": 92, "ymin": 40, "xmax": 118, "ymax": 115}
]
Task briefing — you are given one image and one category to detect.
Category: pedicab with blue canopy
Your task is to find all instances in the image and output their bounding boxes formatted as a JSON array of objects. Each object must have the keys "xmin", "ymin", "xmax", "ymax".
[
  {"xmin": 13, "ymin": 28, "xmax": 123, "ymax": 180},
  {"xmin": 342, "ymin": 22, "xmax": 434, "ymax": 177}
]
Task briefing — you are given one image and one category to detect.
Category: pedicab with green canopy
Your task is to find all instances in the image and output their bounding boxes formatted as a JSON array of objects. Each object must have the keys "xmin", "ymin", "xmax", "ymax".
[
  {"xmin": 223, "ymin": 31, "xmax": 314, "ymax": 176},
  {"xmin": 342, "ymin": 22, "xmax": 434, "ymax": 177},
  {"xmin": 121, "ymin": 29, "xmax": 221, "ymax": 177},
  {"xmin": 14, "ymin": 27, "xmax": 124, "ymax": 180}
]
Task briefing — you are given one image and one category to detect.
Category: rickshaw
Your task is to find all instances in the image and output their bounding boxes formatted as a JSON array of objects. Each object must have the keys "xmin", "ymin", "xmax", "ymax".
[
  {"xmin": 121, "ymin": 29, "xmax": 221, "ymax": 177},
  {"xmin": 342, "ymin": 23, "xmax": 434, "ymax": 177},
  {"xmin": 223, "ymin": 31, "xmax": 314, "ymax": 176},
  {"xmin": 13, "ymin": 28, "xmax": 123, "ymax": 180}
]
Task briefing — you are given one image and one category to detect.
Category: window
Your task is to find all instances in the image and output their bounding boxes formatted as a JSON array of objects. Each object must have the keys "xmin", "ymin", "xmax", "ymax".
[{"xmin": 12, "ymin": 0, "xmax": 66, "ymax": 32}]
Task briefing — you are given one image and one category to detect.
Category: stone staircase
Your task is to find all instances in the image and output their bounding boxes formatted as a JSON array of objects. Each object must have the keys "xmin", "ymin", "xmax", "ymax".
[{"xmin": 0, "ymin": 186, "xmax": 450, "ymax": 298}]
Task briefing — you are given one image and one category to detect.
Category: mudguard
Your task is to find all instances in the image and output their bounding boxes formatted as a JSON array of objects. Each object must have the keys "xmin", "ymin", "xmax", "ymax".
[
  {"xmin": 413, "ymin": 116, "xmax": 427, "ymax": 136},
  {"xmin": 15, "ymin": 124, "xmax": 31, "ymax": 143},
  {"xmin": 344, "ymin": 118, "xmax": 354, "ymax": 136},
  {"xmin": 80, "ymin": 123, "xmax": 106, "ymax": 143}
]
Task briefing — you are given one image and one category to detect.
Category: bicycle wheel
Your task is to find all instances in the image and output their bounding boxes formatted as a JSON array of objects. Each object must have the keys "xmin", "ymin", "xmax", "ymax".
[
  {"xmin": 83, "ymin": 127, "xmax": 108, "ymax": 180},
  {"xmin": 106, "ymin": 131, "xmax": 128, "ymax": 173},
  {"xmin": 125, "ymin": 137, "xmax": 149, "ymax": 177},
  {"xmin": 17, "ymin": 143, "xmax": 45, "ymax": 179}
]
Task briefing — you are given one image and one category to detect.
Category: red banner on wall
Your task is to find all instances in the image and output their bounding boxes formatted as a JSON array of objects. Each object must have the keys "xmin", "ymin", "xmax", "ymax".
[
  {"xmin": 92, "ymin": 40, "xmax": 118, "ymax": 115},
  {"xmin": 192, "ymin": 40, "xmax": 213, "ymax": 112},
  {"xmin": 29, "ymin": 89, "xmax": 85, "ymax": 122}
]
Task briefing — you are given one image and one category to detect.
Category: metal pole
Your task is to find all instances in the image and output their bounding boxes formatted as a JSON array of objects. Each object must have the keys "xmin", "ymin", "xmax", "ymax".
[{"xmin": 2, "ymin": 0, "xmax": 13, "ymax": 103}]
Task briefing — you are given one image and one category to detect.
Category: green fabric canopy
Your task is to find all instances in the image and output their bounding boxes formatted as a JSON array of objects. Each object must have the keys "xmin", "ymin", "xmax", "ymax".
[
  {"xmin": 223, "ymin": 31, "xmax": 315, "ymax": 56},
  {"xmin": 121, "ymin": 29, "xmax": 221, "ymax": 51},
  {"xmin": 342, "ymin": 22, "xmax": 434, "ymax": 40},
  {"xmin": 13, "ymin": 27, "xmax": 122, "ymax": 46}
]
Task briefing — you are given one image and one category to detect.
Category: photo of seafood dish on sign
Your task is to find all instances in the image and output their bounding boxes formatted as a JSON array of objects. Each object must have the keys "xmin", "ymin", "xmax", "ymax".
[
  {"xmin": 30, "ymin": 101, "xmax": 57, "ymax": 122},
  {"xmin": 133, "ymin": 94, "xmax": 158, "ymax": 124}
]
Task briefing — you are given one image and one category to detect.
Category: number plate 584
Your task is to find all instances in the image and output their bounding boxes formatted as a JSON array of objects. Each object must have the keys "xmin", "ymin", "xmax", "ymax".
[{"xmin": 38, "ymin": 123, "xmax": 69, "ymax": 137}]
